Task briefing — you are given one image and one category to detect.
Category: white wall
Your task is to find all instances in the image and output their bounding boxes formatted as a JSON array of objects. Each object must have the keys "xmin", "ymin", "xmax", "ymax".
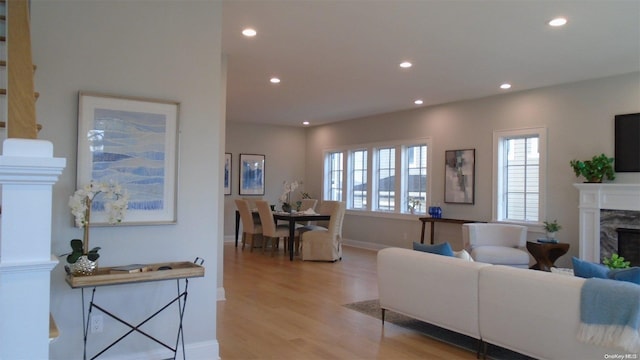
[
  {"xmin": 224, "ymin": 122, "xmax": 307, "ymax": 241},
  {"xmin": 32, "ymin": 1, "xmax": 223, "ymax": 358},
  {"xmin": 305, "ymin": 73, "xmax": 640, "ymax": 266}
]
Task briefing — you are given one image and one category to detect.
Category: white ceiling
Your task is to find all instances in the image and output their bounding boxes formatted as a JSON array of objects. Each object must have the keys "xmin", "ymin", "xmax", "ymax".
[{"xmin": 222, "ymin": 1, "xmax": 640, "ymax": 127}]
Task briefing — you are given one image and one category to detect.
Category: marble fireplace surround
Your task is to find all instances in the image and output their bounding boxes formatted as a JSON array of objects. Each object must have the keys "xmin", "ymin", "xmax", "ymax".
[{"xmin": 575, "ymin": 183, "xmax": 640, "ymax": 263}]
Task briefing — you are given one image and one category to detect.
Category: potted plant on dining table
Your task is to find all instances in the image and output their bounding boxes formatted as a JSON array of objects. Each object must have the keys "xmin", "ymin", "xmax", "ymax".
[{"xmin": 280, "ymin": 180, "xmax": 299, "ymax": 212}]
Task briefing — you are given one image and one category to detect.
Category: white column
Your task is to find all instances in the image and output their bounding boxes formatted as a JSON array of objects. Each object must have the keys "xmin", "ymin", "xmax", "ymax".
[{"xmin": 0, "ymin": 139, "xmax": 66, "ymax": 360}]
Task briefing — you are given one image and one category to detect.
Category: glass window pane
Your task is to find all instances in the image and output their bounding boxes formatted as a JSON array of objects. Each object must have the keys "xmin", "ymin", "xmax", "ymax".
[
  {"xmin": 350, "ymin": 149, "xmax": 367, "ymax": 210},
  {"xmin": 328, "ymin": 152, "xmax": 343, "ymax": 201},
  {"xmin": 405, "ymin": 145, "xmax": 427, "ymax": 213},
  {"xmin": 503, "ymin": 135, "xmax": 540, "ymax": 222},
  {"xmin": 377, "ymin": 147, "xmax": 395, "ymax": 211}
]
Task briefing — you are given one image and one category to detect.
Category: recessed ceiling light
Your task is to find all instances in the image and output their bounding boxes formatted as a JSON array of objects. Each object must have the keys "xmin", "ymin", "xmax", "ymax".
[
  {"xmin": 400, "ymin": 61, "xmax": 412, "ymax": 68},
  {"xmin": 270, "ymin": 77, "xmax": 281, "ymax": 84},
  {"xmin": 302, "ymin": 121, "xmax": 310, "ymax": 126},
  {"xmin": 242, "ymin": 28, "xmax": 257, "ymax": 37},
  {"xmin": 548, "ymin": 17, "xmax": 567, "ymax": 27},
  {"xmin": 500, "ymin": 83, "xmax": 512, "ymax": 90},
  {"xmin": 414, "ymin": 99, "xmax": 424, "ymax": 105}
]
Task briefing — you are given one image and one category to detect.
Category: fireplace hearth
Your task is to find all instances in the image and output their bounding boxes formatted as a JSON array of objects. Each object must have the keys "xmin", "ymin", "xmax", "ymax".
[{"xmin": 617, "ymin": 228, "xmax": 640, "ymax": 267}]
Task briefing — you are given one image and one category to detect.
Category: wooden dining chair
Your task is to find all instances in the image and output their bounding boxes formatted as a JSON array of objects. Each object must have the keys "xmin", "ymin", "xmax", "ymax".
[
  {"xmin": 255, "ymin": 200, "xmax": 299, "ymax": 256},
  {"xmin": 235, "ymin": 199, "xmax": 262, "ymax": 251}
]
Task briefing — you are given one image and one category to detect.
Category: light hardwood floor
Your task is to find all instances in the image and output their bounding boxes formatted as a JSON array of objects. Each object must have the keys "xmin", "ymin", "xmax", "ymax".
[{"xmin": 217, "ymin": 243, "xmax": 477, "ymax": 359}]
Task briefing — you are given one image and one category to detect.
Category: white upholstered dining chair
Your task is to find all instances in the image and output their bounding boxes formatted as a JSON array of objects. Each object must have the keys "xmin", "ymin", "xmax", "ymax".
[
  {"xmin": 235, "ymin": 199, "xmax": 262, "ymax": 251},
  {"xmin": 300, "ymin": 198, "xmax": 318, "ymax": 212},
  {"xmin": 301, "ymin": 201, "xmax": 346, "ymax": 262},
  {"xmin": 255, "ymin": 200, "xmax": 299, "ymax": 256}
]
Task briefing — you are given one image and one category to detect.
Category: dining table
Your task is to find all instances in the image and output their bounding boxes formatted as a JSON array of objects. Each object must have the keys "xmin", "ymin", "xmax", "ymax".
[{"xmin": 273, "ymin": 211, "xmax": 331, "ymax": 261}]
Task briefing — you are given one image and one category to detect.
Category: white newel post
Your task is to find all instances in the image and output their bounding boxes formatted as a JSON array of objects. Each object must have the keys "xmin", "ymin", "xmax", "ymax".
[{"xmin": 0, "ymin": 139, "xmax": 66, "ymax": 359}]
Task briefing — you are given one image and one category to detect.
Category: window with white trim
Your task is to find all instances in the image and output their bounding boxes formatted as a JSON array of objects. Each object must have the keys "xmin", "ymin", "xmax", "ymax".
[
  {"xmin": 326, "ymin": 151, "xmax": 343, "ymax": 201},
  {"xmin": 323, "ymin": 138, "xmax": 430, "ymax": 214},
  {"xmin": 350, "ymin": 149, "xmax": 367, "ymax": 210},
  {"xmin": 405, "ymin": 144, "xmax": 427, "ymax": 213},
  {"xmin": 493, "ymin": 128, "xmax": 546, "ymax": 223},
  {"xmin": 375, "ymin": 147, "xmax": 395, "ymax": 211}
]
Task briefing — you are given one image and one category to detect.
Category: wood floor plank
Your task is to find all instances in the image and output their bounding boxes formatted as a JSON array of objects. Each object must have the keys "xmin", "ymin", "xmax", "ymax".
[{"xmin": 218, "ymin": 244, "xmax": 476, "ymax": 359}]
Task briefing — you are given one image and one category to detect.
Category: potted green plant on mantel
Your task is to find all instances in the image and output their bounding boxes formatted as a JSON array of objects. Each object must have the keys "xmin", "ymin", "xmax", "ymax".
[{"xmin": 569, "ymin": 153, "xmax": 616, "ymax": 183}]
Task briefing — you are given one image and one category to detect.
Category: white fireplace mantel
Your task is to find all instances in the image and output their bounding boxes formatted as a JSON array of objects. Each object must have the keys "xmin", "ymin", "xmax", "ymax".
[{"xmin": 574, "ymin": 183, "xmax": 640, "ymax": 262}]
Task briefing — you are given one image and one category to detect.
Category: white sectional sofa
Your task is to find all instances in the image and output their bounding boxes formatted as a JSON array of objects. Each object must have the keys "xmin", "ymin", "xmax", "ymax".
[{"xmin": 377, "ymin": 247, "xmax": 624, "ymax": 360}]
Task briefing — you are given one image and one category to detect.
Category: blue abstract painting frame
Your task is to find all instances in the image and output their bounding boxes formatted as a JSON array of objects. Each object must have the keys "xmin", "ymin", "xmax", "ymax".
[
  {"xmin": 77, "ymin": 92, "xmax": 179, "ymax": 225},
  {"xmin": 239, "ymin": 153, "xmax": 265, "ymax": 195}
]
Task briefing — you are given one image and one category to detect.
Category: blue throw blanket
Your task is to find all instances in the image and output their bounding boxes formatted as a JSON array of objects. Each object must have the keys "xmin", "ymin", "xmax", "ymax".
[{"xmin": 578, "ymin": 278, "xmax": 640, "ymax": 352}]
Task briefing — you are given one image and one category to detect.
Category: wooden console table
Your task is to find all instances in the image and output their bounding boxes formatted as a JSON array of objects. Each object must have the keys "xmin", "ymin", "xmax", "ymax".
[
  {"xmin": 66, "ymin": 260, "xmax": 205, "ymax": 359},
  {"xmin": 418, "ymin": 217, "xmax": 485, "ymax": 244}
]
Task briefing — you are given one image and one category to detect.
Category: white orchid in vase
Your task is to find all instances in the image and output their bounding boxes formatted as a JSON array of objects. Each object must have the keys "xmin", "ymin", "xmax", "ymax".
[
  {"xmin": 67, "ymin": 180, "xmax": 129, "ymax": 264},
  {"xmin": 279, "ymin": 180, "xmax": 299, "ymax": 212}
]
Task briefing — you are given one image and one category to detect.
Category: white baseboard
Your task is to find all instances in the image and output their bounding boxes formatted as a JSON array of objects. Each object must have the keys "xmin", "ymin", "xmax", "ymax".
[
  {"xmin": 97, "ymin": 340, "xmax": 219, "ymax": 360},
  {"xmin": 227, "ymin": 235, "xmax": 388, "ymax": 252},
  {"xmin": 342, "ymin": 238, "xmax": 387, "ymax": 251}
]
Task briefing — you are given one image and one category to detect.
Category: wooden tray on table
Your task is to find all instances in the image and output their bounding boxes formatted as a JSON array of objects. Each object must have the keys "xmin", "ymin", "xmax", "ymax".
[{"xmin": 65, "ymin": 261, "xmax": 205, "ymax": 288}]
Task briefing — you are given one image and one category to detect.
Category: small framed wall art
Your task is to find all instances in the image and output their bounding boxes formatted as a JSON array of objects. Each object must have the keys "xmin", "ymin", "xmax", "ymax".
[
  {"xmin": 239, "ymin": 153, "xmax": 265, "ymax": 195},
  {"xmin": 444, "ymin": 149, "xmax": 475, "ymax": 204}
]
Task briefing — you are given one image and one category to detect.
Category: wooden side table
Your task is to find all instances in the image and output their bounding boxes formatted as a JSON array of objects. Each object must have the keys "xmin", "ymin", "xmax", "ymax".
[
  {"xmin": 526, "ymin": 240, "xmax": 570, "ymax": 272},
  {"xmin": 418, "ymin": 217, "xmax": 485, "ymax": 244}
]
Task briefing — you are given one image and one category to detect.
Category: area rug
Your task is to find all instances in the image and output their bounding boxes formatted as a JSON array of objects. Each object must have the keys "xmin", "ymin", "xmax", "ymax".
[{"xmin": 344, "ymin": 299, "xmax": 534, "ymax": 360}]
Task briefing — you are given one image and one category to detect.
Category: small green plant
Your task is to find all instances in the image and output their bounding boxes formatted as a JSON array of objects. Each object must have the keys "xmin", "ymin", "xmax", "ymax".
[
  {"xmin": 543, "ymin": 219, "xmax": 562, "ymax": 233},
  {"xmin": 569, "ymin": 154, "xmax": 615, "ymax": 183},
  {"xmin": 602, "ymin": 253, "xmax": 630, "ymax": 269}
]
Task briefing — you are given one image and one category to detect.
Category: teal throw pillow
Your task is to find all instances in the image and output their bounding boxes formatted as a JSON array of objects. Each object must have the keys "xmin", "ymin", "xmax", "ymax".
[
  {"xmin": 413, "ymin": 242, "xmax": 454, "ymax": 257},
  {"xmin": 608, "ymin": 267, "xmax": 640, "ymax": 285},
  {"xmin": 572, "ymin": 257, "xmax": 610, "ymax": 279}
]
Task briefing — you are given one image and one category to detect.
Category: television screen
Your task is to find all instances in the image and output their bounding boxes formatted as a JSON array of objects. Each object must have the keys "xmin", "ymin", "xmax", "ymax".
[{"xmin": 614, "ymin": 113, "xmax": 640, "ymax": 172}]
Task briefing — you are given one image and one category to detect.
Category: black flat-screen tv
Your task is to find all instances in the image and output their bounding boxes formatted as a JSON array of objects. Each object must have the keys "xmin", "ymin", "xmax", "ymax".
[{"xmin": 615, "ymin": 113, "xmax": 640, "ymax": 172}]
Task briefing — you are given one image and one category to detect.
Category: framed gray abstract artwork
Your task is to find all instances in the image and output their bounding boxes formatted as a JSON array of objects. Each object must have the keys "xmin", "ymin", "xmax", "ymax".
[{"xmin": 444, "ymin": 149, "xmax": 475, "ymax": 204}]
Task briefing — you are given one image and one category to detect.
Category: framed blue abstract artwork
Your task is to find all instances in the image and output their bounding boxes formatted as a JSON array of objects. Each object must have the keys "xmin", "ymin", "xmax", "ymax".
[
  {"xmin": 239, "ymin": 153, "xmax": 265, "ymax": 195},
  {"xmin": 77, "ymin": 92, "xmax": 179, "ymax": 225}
]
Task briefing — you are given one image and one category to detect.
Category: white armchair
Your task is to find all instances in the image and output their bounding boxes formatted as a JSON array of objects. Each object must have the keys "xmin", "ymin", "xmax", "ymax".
[{"xmin": 462, "ymin": 223, "xmax": 531, "ymax": 268}]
